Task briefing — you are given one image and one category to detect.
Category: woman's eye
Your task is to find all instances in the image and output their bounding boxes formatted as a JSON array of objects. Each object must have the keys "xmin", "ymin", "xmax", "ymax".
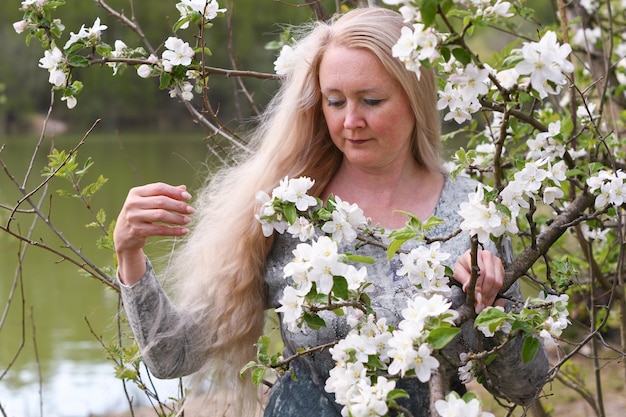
[
  {"xmin": 364, "ymin": 98, "xmax": 383, "ymax": 106},
  {"xmin": 326, "ymin": 98, "xmax": 345, "ymax": 107}
]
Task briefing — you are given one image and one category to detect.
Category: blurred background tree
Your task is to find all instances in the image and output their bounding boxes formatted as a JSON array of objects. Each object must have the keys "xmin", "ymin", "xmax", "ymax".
[
  {"xmin": 0, "ymin": 0, "xmax": 330, "ymax": 134},
  {"xmin": 0, "ymin": 0, "xmax": 555, "ymax": 135}
]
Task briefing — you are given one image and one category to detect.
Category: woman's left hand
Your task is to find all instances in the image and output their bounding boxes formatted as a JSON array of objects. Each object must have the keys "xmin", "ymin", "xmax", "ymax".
[{"xmin": 453, "ymin": 249, "xmax": 505, "ymax": 313}]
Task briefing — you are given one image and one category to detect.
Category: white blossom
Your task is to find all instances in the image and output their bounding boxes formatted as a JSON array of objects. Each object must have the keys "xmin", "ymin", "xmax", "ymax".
[
  {"xmin": 273, "ymin": 45, "xmax": 298, "ymax": 75},
  {"xmin": 162, "ymin": 37, "xmax": 195, "ymax": 69},
  {"xmin": 275, "ymin": 286, "xmax": 305, "ymax": 331},
  {"xmin": 176, "ymin": 0, "xmax": 225, "ymax": 29},
  {"xmin": 137, "ymin": 64, "xmax": 152, "ymax": 78},
  {"xmin": 515, "ymin": 31, "xmax": 574, "ymax": 98},
  {"xmin": 13, "ymin": 20, "xmax": 28, "ymax": 34},
  {"xmin": 64, "ymin": 17, "xmax": 108, "ymax": 49},
  {"xmin": 580, "ymin": 223, "xmax": 610, "ymax": 242},
  {"xmin": 273, "ymin": 176, "xmax": 318, "ymax": 211},
  {"xmin": 435, "ymin": 392, "xmax": 495, "ymax": 417}
]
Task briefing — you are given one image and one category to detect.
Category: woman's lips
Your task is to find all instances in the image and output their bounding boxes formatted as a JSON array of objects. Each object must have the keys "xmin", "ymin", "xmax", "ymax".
[{"xmin": 347, "ymin": 138, "xmax": 369, "ymax": 145}]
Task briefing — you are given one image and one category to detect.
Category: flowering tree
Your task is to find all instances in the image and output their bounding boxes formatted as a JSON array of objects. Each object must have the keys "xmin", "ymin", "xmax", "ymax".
[{"xmin": 2, "ymin": 0, "xmax": 626, "ymax": 416}]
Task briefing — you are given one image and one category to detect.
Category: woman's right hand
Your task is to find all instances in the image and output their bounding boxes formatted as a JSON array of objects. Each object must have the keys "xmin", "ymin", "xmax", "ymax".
[{"xmin": 114, "ymin": 182, "xmax": 195, "ymax": 285}]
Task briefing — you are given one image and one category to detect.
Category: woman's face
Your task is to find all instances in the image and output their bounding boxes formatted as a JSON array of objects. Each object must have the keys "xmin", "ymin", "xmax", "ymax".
[{"xmin": 319, "ymin": 45, "xmax": 416, "ymax": 172}]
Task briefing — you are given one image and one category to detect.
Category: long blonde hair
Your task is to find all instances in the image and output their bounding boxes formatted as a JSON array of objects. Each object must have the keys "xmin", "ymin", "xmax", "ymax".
[{"xmin": 163, "ymin": 6, "xmax": 442, "ymax": 413}]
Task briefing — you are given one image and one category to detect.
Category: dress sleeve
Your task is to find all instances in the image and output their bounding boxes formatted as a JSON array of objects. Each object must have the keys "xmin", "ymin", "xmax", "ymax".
[{"xmin": 119, "ymin": 258, "xmax": 206, "ymax": 379}]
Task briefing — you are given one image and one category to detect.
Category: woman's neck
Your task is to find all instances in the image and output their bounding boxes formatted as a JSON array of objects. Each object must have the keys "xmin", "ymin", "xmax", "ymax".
[{"xmin": 323, "ymin": 161, "xmax": 445, "ymax": 229}]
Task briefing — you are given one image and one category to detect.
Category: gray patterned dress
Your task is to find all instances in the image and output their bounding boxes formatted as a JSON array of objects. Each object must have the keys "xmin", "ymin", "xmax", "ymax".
[{"xmin": 120, "ymin": 175, "xmax": 549, "ymax": 417}]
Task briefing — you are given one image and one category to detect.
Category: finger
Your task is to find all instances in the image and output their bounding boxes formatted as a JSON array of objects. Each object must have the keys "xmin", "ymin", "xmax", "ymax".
[
  {"xmin": 114, "ymin": 183, "xmax": 194, "ymax": 252},
  {"xmin": 132, "ymin": 182, "xmax": 192, "ymax": 200},
  {"xmin": 476, "ymin": 251, "xmax": 503, "ymax": 308},
  {"xmin": 494, "ymin": 298, "xmax": 506, "ymax": 309},
  {"xmin": 453, "ymin": 250, "xmax": 472, "ymax": 289},
  {"xmin": 135, "ymin": 195, "xmax": 195, "ymax": 216},
  {"xmin": 453, "ymin": 263, "xmax": 470, "ymax": 290},
  {"xmin": 129, "ymin": 183, "xmax": 195, "ymax": 215},
  {"xmin": 125, "ymin": 220, "xmax": 191, "ymax": 238}
]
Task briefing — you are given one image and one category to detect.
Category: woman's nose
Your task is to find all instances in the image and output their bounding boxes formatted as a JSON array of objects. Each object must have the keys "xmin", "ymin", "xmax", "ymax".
[{"xmin": 343, "ymin": 104, "xmax": 366, "ymax": 130}]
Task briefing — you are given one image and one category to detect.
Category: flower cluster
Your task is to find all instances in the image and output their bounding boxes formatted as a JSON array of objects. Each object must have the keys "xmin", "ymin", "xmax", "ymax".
[
  {"xmin": 255, "ymin": 176, "xmax": 319, "ymax": 237},
  {"xmin": 325, "ymin": 294, "xmax": 459, "ymax": 417},
  {"xmin": 458, "ymin": 184, "xmax": 516, "ymax": 245},
  {"xmin": 438, "ymin": 63, "xmax": 491, "ymax": 124},
  {"xmin": 320, "ymin": 196, "xmax": 368, "ymax": 244},
  {"xmin": 459, "ymin": 153, "xmax": 569, "ymax": 245},
  {"xmin": 256, "ymin": 177, "xmax": 468, "ymax": 415},
  {"xmin": 64, "ymin": 17, "xmax": 108, "ymax": 50},
  {"xmin": 391, "ymin": 23, "xmax": 442, "ymax": 79},
  {"xmin": 14, "ymin": 0, "xmax": 59, "ymax": 33},
  {"xmin": 513, "ymin": 31, "xmax": 574, "ymax": 99},
  {"xmin": 387, "ymin": 2, "xmax": 574, "ymax": 126},
  {"xmin": 273, "ymin": 45, "xmax": 299, "ymax": 76},
  {"xmin": 38, "ymin": 47, "xmax": 67, "ymax": 88},
  {"xmin": 277, "ymin": 235, "xmax": 369, "ymax": 331},
  {"xmin": 397, "ymin": 241, "xmax": 452, "ymax": 294},
  {"xmin": 525, "ymin": 292, "xmax": 570, "ymax": 347},
  {"xmin": 434, "ymin": 391, "xmax": 495, "ymax": 417},
  {"xmin": 586, "ymin": 169, "xmax": 626, "ymax": 209},
  {"xmin": 14, "ymin": 0, "xmax": 227, "ymax": 107},
  {"xmin": 175, "ymin": 0, "xmax": 226, "ymax": 30}
]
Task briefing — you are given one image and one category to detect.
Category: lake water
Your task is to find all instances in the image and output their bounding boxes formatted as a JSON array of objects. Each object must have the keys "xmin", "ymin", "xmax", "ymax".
[{"xmin": 0, "ymin": 131, "xmax": 211, "ymax": 416}]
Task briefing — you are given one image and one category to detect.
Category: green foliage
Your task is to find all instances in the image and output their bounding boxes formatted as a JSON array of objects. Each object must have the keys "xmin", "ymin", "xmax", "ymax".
[
  {"xmin": 387, "ymin": 213, "xmax": 445, "ymax": 259},
  {"xmin": 43, "ymin": 148, "xmax": 109, "ymax": 203},
  {"xmin": 522, "ymin": 336, "xmax": 540, "ymax": 363},
  {"xmin": 427, "ymin": 327, "xmax": 462, "ymax": 349}
]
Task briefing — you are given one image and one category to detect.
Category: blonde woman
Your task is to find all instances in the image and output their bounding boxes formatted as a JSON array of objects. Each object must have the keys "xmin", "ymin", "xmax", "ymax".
[{"xmin": 114, "ymin": 7, "xmax": 548, "ymax": 416}]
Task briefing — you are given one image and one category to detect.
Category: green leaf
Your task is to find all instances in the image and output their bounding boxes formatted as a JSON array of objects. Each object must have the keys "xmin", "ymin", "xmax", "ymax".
[
  {"xmin": 316, "ymin": 207, "xmax": 332, "ymax": 221},
  {"xmin": 424, "ymin": 216, "xmax": 445, "ymax": 229},
  {"xmin": 256, "ymin": 335, "xmax": 271, "ymax": 355},
  {"xmin": 96, "ymin": 208, "xmax": 106, "ymax": 224},
  {"xmin": 81, "ymin": 175, "xmax": 108, "ymax": 200},
  {"xmin": 251, "ymin": 367, "xmax": 266, "ymax": 386},
  {"xmin": 388, "ymin": 228, "xmax": 418, "ymax": 241},
  {"xmin": 159, "ymin": 72, "xmax": 173, "ymax": 90},
  {"xmin": 283, "ymin": 203, "xmax": 297, "ymax": 224},
  {"xmin": 68, "ymin": 54, "xmax": 89, "ymax": 67},
  {"xmin": 195, "ymin": 46, "xmax": 212, "ymax": 56},
  {"xmin": 387, "ymin": 237, "xmax": 408, "ymax": 259},
  {"xmin": 173, "ymin": 17, "xmax": 191, "ymax": 32},
  {"xmin": 475, "ymin": 307, "xmax": 508, "ymax": 332},
  {"xmin": 332, "ymin": 276, "xmax": 349, "ymax": 300},
  {"xmin": 427, "ymin": 327, "xmax": 461, "ymax": 349},
  {"xmin": 387, "ymin": 388, "xmax": 410, "ymax": 401},
  {"xmin": 240, "ymin": 360, "xmax": 258, "ymax": 378},
  {"xmin": 359, "ymin": 292, "xmax": 371, "ymax": 307},
  {"xmin": 452, "ymin": 48, "xmax": 472, "ymax": 65},
  {"xmin": 522, "ymin": 336, "xmax": 540, "ymax": 363},
  {"xmin": 421, "ymin": 0, "xmax": 439, "ymax": 27},
  {"xmin": 96, "ymin": 43, "xmax": 112, "ymax": 57},
  {"xmin": 343, "ymin": 254, "xmax": 375, "ymax": 264},
  {"xmin": 303, "ymin": 312, "xmax": 326, "ymax": 330},
  {"xmin": 440, "ymin": 46, "xmax": 451, "ymax": 63}
]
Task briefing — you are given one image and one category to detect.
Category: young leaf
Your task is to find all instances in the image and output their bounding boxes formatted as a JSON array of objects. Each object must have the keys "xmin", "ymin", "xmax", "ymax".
[
  {"xmin": 427, "ymin": 327, "xmax": 461, "ymax": 349},
  {"xmin": 240, "ymin": 360, "xmax": 258, "ymax": 378},
  {"xmin": 332, "ymin": 276, "xmax": 349, "ymax": 301},
  {"xmin": 522, "ymin": 336, "xmax": 540, "ymax": 363},
  {"xmin": 343, "ymin": 254, "xmax": 376, "ymax": 264},
  {"xmin": 303, "ymin": 312, "xmax": 326, "ymax": 330},
  {"xmin": 283, "ymin": 203, "xmax": 297, "ymax": 225},
  {"xmin": 474, "ymin": 307, "xmax": 508, "ymax": 330},
  {"xmin": 251, "ymin": 367, "xmax": 266, "ymax": 386}
]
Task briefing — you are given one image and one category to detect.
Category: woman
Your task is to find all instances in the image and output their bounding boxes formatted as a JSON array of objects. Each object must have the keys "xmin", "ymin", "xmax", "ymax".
[{"xmin": 114, "ymin": 7, "xmax": 548, "ymax": 416}]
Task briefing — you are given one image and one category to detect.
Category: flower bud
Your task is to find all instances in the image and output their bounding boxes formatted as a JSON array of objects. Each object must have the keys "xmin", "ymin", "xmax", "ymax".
[{"xmin": 13, "ymin": 20, "xmax": 28, "ymax": 34}]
